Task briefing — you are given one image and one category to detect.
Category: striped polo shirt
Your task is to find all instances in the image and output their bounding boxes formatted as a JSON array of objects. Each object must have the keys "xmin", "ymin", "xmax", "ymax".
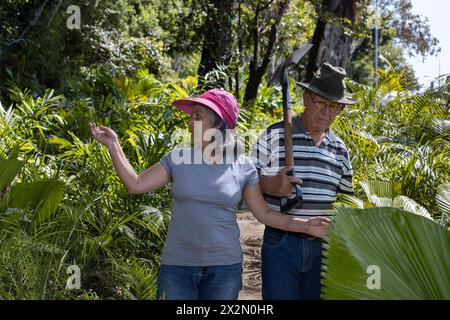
[{"xmin": 251, "ymin": 115, "xmax": 353, "ymax": 217}]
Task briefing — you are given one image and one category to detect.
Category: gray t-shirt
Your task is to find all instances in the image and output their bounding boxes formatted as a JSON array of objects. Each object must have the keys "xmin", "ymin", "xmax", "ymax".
[{"xmin": 159, "ymin": 147, "xmax": 259, "ymax": 266}]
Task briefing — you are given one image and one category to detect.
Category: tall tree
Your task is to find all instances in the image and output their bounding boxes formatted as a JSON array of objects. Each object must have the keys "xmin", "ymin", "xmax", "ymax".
[
  {"xmin": 198, "ymin": 0, "xmax": 234, "ymax": 85},
  {"xmin": 305, "ymin": 0, "xmax": 439, "ymax": 83},
  {"xmin": 383, "ymin": 0, "xmax": 439, "ymax": 58},
  {"xmin": 243, "ymin": 0, "xmax": 291, "ymax": 104},
  {"xmin": 306, "ymin": 0, "xmax": 368, "ymax": 81}
]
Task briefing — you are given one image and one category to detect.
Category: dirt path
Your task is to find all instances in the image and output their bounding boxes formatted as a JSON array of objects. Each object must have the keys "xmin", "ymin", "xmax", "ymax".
[{"xmin": 237, "ymin": 211, "xmax": 265, "ymax": 300}]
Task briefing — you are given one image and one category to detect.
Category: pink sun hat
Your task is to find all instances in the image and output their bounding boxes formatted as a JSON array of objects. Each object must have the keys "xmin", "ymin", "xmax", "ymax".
[{"xmin": 172, "ymin": 88, "xmax": 240, "ymax": 129}]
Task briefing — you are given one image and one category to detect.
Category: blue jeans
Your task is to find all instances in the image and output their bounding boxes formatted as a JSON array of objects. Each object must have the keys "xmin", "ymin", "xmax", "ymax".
[
  {"xmin": 156, "ymin": 263, "xmax": 243, "ymax": 300},
  {"xmin": 261, "ymin": 227, "xmax": 323, "ymax": 300}
]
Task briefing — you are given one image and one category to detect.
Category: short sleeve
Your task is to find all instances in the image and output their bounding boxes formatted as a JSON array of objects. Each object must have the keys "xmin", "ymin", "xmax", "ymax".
[
  {"xmin": 243, "ymin": 156, "xmax": 260, "ymax": 188},
  {"xmin": 250, "ymin": 129, "xmax": 272, "ymax": 176},
  {"xmin": 159, "ymin": 151, "xmax": 173, "ymax": 177},
  {"xmin": 337, "ymin": 149, "xmax": 354, "ymax": 195}
]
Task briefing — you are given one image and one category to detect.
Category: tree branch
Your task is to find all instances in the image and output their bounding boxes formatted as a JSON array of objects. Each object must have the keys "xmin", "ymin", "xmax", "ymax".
[
  {"xmin": 47, "ymin": 0, "xmax": 64, "ymax": 28},
  {"xmin": 259, "ymin": 0, "xmax": 290, "ymax": 75},
  {"xmin": 17, "ymin": 0, "xmax": 50, "ymax": 42}
]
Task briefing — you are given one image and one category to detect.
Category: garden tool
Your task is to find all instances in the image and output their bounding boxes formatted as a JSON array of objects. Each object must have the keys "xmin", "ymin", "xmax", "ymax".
[{"xmin": 265, "ymin": 43, "xmax": 312, "ymax": 212}]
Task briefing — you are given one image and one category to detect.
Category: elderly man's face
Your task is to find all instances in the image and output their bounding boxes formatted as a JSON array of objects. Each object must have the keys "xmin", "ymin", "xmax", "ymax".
[{"xmin": 302, "ymin": 91, "xmax": 343, "ymax": 132}]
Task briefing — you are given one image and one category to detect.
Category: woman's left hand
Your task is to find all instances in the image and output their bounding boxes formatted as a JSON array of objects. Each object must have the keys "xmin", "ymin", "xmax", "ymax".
[{"xmin": 305, "ymin": 217, "xmax": 332, "ymax": 238}]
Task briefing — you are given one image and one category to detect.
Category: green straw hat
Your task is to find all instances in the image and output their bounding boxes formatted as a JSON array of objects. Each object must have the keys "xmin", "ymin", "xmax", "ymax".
[{"xmin": 297, "ymin": 62, "xmax": 358, "ymax": 105}]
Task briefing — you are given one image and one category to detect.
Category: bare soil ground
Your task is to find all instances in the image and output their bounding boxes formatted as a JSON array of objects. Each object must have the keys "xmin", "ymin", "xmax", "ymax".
[{"xmin": 237, "ymin": 211, "xmax": 265, "ymax": 300}]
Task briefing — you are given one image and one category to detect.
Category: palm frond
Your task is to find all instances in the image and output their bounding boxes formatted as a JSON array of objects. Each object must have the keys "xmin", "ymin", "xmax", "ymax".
[
  {"xmin": 111, "ymin": 257, "xmax": 158, "ymax": 300},
  {"xmin": 334, "ymin": 193, "xmax": 365, "ymax": 209},
  {"xmin": 360, "ymin": 180, "xmax": 402, "ymax": 200},
  {"xmin": 138, "ymin": 205, "xmax": 170, "ymax": 241},
  {"xmin": 392, "ymin": 195, "xmax": 431, "ymax": 219},
  {"xmin": 436, "ymin": 183, "xmax": 450, "ymax": 218},
  {"xmin": 8, "ymin": 179, "xmax": 64, "ymax": 223},
  {"xmin": 0, "ymin": 158, "xmax": 23, "ymax": 188},
  {"xmin": 432, "ymin": 119, "xmax": 450, "ymax": 136},
  {"xmin": 322, "ymin": 207, "xmax": 450, "ymax": 299}
]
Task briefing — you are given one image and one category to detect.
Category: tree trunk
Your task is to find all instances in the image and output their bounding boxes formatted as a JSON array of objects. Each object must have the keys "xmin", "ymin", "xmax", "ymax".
[
  {"xmin": 198, "ymin": 0, "xmax": 234, "ymax": 86},
  {"xmin": 306, "ymin": 0, "xmax": 358, "ymax": 81},
  {"xmin": 235, "ymin": 0, "xmax": 243, "ymax": 100},
  {"xmin": 243, "ymin": 0, "xmax": 290, "ymax": 105}
]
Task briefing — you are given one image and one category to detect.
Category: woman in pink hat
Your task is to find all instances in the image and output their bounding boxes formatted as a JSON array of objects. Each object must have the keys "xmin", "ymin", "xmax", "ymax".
[{"xmin": 89, "ymin": 88, "xmax": 331, "ymax": 300}]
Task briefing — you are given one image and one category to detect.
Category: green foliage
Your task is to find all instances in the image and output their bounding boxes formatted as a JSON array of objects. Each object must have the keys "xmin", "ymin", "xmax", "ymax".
[
  {"xmin": 9, "ymin": 180, "xmax": 65, "ymax": 224},
  {"xmin": 0, "ymin": 158, "xmax": 23, "ymax": 189},
  {"xmin": 436, "ymin": 183, "xmax": 450, "ymax": 221},
  {"xmin": 342, "ymin": 0, "xmax": 439, "ymax": 85},
  {"xmin": 111, "ymin": 257, "xmax": 158, "ymax": 299},
  {"xmin": 0, "ymin": 63, "xmax": 449, "ymax": 300},
  {"xmin": 0, "ymin": 74, "xmax": 179, "ymax": 299},
  {"xmin": 0, "ymin": 0, "xmax": 448, "ymax": 300},
  {"xmin": 0, "ymin": 0, "xmax": 169, "ymax": 102},
  {"xmin": 336, "ymin": 181, "xmax": 432, "ymax": 220},
  {"xmin": 322, "ymin": 207, "xmax": 450, "ymax": 299},
  {"xmin": 333, "ymin": 65, "xmax": 450, "ymax": 213}
]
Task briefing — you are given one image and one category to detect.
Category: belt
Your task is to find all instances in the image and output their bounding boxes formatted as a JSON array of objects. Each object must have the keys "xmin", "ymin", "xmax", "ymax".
[{"xmin": 266, "ymin": 226, "xmax": 319, "ymax": 240}]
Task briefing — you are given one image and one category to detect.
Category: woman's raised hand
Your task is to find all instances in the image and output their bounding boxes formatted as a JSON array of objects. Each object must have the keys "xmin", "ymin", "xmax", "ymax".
[{"xmin": 89, "ymin": 123, "xmax": 119, "ymax": 148}]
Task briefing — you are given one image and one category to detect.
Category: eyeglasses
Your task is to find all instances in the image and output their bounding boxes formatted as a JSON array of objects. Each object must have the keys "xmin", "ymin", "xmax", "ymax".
[{"xmin": 309, "ymin": 92, "xmax": 343, "ymax": 114}]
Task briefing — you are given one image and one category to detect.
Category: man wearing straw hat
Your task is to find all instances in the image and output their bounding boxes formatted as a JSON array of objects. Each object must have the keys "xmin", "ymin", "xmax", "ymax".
[{"xmin": 252, "ymin": 62, "xmax": 358, "ymax": 300}]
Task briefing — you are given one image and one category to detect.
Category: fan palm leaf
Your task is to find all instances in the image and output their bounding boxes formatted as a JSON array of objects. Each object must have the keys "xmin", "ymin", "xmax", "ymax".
[
  {"xmin": 8, "ymin": 180, "xmax": 64, "ymax": 223},
  {"xmin": 0, "ymin": 158, "xmax": 23, "ymax": 188},
  {"xmin": 359, "ymin": 181, "xmax": 431, "ymax": 218},
  {"xmin": 322, "ymin": 207, "xmax": 450, "ymax": 299}
]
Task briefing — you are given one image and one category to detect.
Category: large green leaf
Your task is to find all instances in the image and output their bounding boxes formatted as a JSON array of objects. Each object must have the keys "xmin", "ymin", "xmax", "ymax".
[
  {"xmin": 8, "ymin": 179, "xmax": 64, "ymax": 223},
  {"xmin": 392, "ymin": 196, "xmax": 431, "ymax": 219},
  {"xmin": 0, "ymin": 158, "xmax": 23, "ymax": 188},
  {"xmin": 322, "ymin": 207, "xmax": 450, "ymax": 299},
  {"xmin": 334, "ymin": 193, "xmax": 365, "ymax": 209},
  {"xmin": 360, "ymin": 181, "xmax": 402, "ymax": 203},
  {"xmin": 359, "ymin": 181, "xmax": 431, "ymax": 218}
]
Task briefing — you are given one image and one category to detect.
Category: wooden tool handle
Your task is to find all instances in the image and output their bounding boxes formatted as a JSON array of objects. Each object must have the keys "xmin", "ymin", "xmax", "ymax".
[{"xmin": 283, "ymin": 108, "xmax": 294, "ymax": 167}]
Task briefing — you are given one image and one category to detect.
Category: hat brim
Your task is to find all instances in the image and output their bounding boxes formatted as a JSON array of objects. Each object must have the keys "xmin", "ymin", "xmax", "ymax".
[
  {"xmin": 297, "ymin": 82, "xmax": 358, "ymax": 105},
  {"xmin": 173, "ymin": 97, "xmax": 223, "ymax": 117}
]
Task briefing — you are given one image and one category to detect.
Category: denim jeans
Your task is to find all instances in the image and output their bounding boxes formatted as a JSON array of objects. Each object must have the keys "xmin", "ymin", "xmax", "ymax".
[
  {"xmin": 156, "ymin": 263, "xmax": 243, "ymax": 300},
  {"xmin": 261, "ymin": 227, "xmax": 323, "ymax": 300}
]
